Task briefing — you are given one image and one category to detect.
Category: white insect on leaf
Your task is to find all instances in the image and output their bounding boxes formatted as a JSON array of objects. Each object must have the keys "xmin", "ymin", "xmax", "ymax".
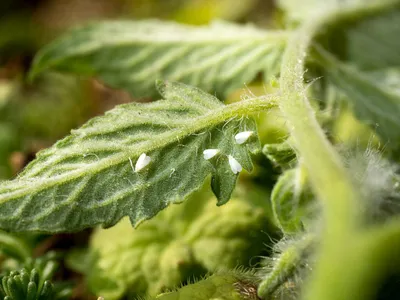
[
  {"xmin": 235, "ymin": 131, "xmax": 254, "ymax": 144},
  {"xmin": 228, "ymin": 155, "xmax": 242, "ymax": 174},
  {"xmin": 203, "ymin": 149, "xmax": 220, "ymax": 160},
  {"xmin": 135, "ymin": 153, "xmax": 151, "ymax": 172}
]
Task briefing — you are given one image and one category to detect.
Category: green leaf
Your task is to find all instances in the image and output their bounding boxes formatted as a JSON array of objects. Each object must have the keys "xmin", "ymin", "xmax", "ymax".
[
  {"xmin": 367, "ymin": 67, "xmax": 400, "ymax": 93},
  {"xmin": 278, "ymin": 0, "xmax": 397, "ymax": 23},
  {"xmin": 29, "ymin": 20, "xmax": 288, "ymax": 97},
  {"xmin": 336, "ymin": 5, "xmax": 400, "ymax": 70},
  {"xmin": 271, "ymin": 168, "xmax": 313, "ymax": 234},
  {"xmin": 13, "ymin": 73, "xmax": 93, "ymax": 140},
  {"xmin": 315, "ymin": 47, "xmax": 400, "ymax": 149},
  {"xmin": 173, "ymin": 0, "xmax": 258, "ymax": 25},
  {"xmin": 0, "ymin": 81, "xmax": 14, "ymax": 112},
  {"xmin": 65, "ymin": 248, "xmax": 93, "ymax": 275},
  {"xmin": 0, "ymin": 81, "xmax": 261, "ymax": 232},
  {"xmin": 278, "ymin": 0, "xmax": 340, "ymax": 22},
  {"xmin": 262, "ymin": 140, "xmax": 296, "ymax": 168},
  {"xmin": 311, "ymin": 3, "xmax": 400, "ymax": 150},
  {"xmin": 0, "ymin": 123, "xmax": 19, "ymax": 179},
  {"xmin": 0, "ymin": 230, "xmax": 31, "ymax": 262},
  {"xmin": 88, "ymin": 189, "xmax": 268, "ymax": 299}
]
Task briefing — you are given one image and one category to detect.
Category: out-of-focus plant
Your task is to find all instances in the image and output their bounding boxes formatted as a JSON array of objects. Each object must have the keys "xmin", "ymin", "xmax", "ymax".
[
  {"xmin": 0, "ymin": 236, "xmax": 72, "ymax": 300},
  {"xmin": 1, "ymin": 0, "xmax": 400, "ymax": 299}
]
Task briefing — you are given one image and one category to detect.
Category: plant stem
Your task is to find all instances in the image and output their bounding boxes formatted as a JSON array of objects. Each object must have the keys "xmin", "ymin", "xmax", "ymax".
[
  {"xmin": 279, "ymin": 15, "xmax": 360, "ymax": 240},
  {"xmin": 279, "ymin": 18, "xmax": 360, "ymax": 300},
  {"xmin": 258, "ymin": 234, "xmax": 314, "ymax": 298},
  {"xmin": 274, "ymin": 2, "xmax": 400, "ymax": 300}
]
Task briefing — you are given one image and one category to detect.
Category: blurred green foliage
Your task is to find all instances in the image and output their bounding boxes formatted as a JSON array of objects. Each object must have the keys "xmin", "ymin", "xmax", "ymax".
[
  {"xmin": 66, "ymin": 186, "xmax": 275, "ymax": 299},
  {"xmin": 1, "ymin": 1, "xmax": 400, "ymax": 300}
]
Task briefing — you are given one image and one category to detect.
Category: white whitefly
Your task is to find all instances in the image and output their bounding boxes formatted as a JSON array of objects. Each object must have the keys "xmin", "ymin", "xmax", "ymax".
[
  {"xmin": 203, "ymin": 149, "xmax": 220, "ymax": 160},
  {"xmin": 135, "ymin": 153, "xmax": 151, "ymax": 172},
  {"xmin": 228, "ymin": 155, "xmax": 242, "ymax": 174},
  {"xmin": 234, "ymin": 131, "xmax": 254, "ymax": 144}
]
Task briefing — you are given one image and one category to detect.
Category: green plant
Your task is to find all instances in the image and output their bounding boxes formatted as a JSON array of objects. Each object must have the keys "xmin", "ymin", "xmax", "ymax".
[
  {"xmin": 1, "ymin": 0, "xmax": 400, "ymax": 299},
  {"xmin": 0, "ymin": 252, "xmax": 72, "ymax": 300}
]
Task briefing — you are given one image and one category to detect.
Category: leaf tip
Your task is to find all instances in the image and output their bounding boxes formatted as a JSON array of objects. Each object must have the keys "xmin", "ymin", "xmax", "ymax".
[
  {"xmin": 27, "ymin": 53, "xmax": 47, "ymax": 83},
  {"xmin": 26, "ymin": 69, "xmax": 38, "ymax": 84}
]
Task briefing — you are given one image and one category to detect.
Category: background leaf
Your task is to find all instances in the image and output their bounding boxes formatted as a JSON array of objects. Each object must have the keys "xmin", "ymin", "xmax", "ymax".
[
  {"xmin": 29, "ymin": 20, "xmax": 288, "ymax": 98},
  {"xmin": 0, "ymin": 123, "xmax": 19, "ymax": 179},
  {"xmin": 277, "ymin": 0, "xmax": 341, "ymax": 22},
  {"xmin": 262, "ymin": 140, "xmax": 296, "ymax": 169},
  {"xmin": 315, "ymin": 48, "xmax": 400, "ymax": 149},
  {"xmin": 0, "ymin": 81, "xmax": 260, "ymax": 232},
  {"xmin": 330, "ymin": 5, "xmax": 400, "ymax": 70},
  {"xmin": 277, "ymin": 0, "xmax": 395, "ymax": 23},
  {"xmin": 87, "ymin": 188, "xmax": 268, "ymax": 299},
  {"xmin": 309, "ymin": 3, "xmax": 400, "ymax": 150}
]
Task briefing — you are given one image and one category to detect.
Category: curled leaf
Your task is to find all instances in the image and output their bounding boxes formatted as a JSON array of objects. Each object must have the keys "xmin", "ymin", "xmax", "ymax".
[{"xmin": 271, "ymin": 168, "xmax": 313, "ymax": 234}]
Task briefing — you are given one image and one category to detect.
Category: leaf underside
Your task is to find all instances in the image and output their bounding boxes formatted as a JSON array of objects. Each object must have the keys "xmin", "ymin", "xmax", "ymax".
[
  {"xmin": 262, "ymin": 141, "xmax": 296, "ymax": 168},
  {"xmin": 271, "ymin": 168, "xmax": 312, "ymax": 234},
  {"xmin": 343, "ymin": 6, "xmax": 400, "ymax": 70},
  {"xmin": 29, "ymin": 20, "xmax": 287, "ymax": 97},
  {"xmin": 313, "ymin": 5, "xmax": 400, "ymax": 148},
  {"xmin": 317, "ymin": 48, "xmax": 400, "ymax": 149},
  {"xmin": 0, "ymin": 81, "xmax": 260, "ymax": 232}
]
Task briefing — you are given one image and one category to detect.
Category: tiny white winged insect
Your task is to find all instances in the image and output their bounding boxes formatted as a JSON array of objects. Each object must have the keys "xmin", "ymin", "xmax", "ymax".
[
  {"xmin": 135, "ymin": 153, "xmax": 151, "ymax": 172},
  {"xmin": 234, "ymin": 131, "xmax": 254, "ymax": 144},
  {"xmin": 228, "ymin": 155, "xmax": 242, "ymax": 174},
  {"xmin": 203, "ymin": 149, "xmax": 220, "ymax": 160}
]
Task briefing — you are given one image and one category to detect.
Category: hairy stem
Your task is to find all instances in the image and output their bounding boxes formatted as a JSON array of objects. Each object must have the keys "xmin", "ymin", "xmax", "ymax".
[
  {"xmin": 279, "ymin": 11, "xmax": 363, "ymax": 240},
  {"xmin": 279, "ymin": 19, "xmax": 360, "ymax": 300},
  {"xmin": 258, "ymin": 234, "xmax": 314, "ymax": 298},
  {"xmin": 275, "ymin": 1, "xmax": 399, "ymax": 300}
]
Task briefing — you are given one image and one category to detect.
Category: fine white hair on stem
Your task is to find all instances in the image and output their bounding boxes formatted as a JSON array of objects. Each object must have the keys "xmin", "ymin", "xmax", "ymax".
[
  {"xmin": 235, "ymin": 131, "xmax": 254, "ymax": 144},
  {"xmin": 135, "ymin": 153, "xmax": 151, "ymax": 172},
  {"xmin": 228, "ymin": 155, "xmax": 242, "ymax": 174},
  {"xmin": 203, "ymin": 149, "xmax": 220, "ymax": 160},
  {"xmin": 128, "ymin": 157, "xmax": 135, "ymax": 173}
]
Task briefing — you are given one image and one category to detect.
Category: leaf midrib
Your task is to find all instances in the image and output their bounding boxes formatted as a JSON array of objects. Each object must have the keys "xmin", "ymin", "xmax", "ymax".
[
  {"xmin": 0, "ymin": 97, "xmax": 276, "ymax": 203},
  {"xmin": 57, "ymin": 31, "xmax": 288, "ymax": 49},
  {"xmin": 31, "ymin": 32, "xmax": 289, "ymax": 78}
]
